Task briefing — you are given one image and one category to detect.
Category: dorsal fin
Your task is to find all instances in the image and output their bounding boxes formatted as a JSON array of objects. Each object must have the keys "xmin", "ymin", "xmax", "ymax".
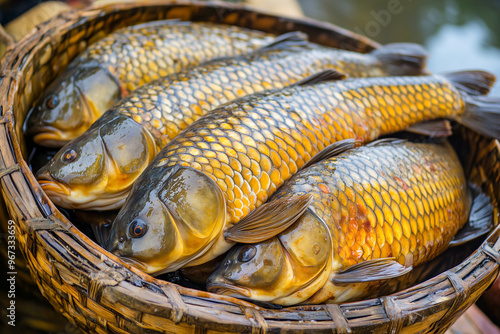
[
  {"xmin": 300, "ymin": 139, "xmax": 361, "ymax": 171},
  {"xmin": 129, "ymin": 19, "xmax": 184, "ymax": 30},
  {"xmin": 257, "ymin": 31, "xmax": 309, "ymax": 51},
  {"xmin": 444, "ymin": 70, "xmax": 496, "ymax": 96},
  {"xmin": 365, "ymin": 138, "xmax": 407, "ymax": 147},
  {"xmin": 224, "ymin": 194, "xmax": 313, "ymax": 243},
  {"xmin": 202, "ymin": 32, "xmax": 309, "ymax": 66},
  {"xmin": 294, "ymin": 70, "xmax": 347, "ymax": 87}
]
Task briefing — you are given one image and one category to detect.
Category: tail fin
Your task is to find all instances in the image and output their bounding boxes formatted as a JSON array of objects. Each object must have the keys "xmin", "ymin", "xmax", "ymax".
[
  {"xmin": 449, "ymin": 184, "xmax": 493, "ymax": 247},
  {"xmin": 371, "ymin": 43, "xmax": 429, "ymax": 76},
  {"xmin": 445, "ymin": 70, "xmax": 496, "ymax": 96},
  {"xmin": 459, "ymin": 95, "xmax": 500, "ymax": 139},
  {"xmin": 444, "ymin": 70, "xmax": 500, "ymax": 139}
]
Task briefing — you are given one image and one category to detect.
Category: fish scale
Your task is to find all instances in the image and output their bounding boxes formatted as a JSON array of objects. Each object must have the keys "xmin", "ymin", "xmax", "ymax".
[
  {"xmin": 27, "ymin": 21, "xmax": 276, "ymax": 147},
  {"xmin": 74, "ymin": 21, "xmax": 274, "ymax": 92},
  {"xmin": 110, "ymin": 70, "xmax": 498, "ymax": 274},
  {"xmin": 154, "ymin": 75, "xmax": 463, "ymax": 223},
  {"xmin": 272, "ymin": 142, "xmax": 468, "ymax": 270},
  {"xmin": 207, "ymin": 140, "xmax": 472, "ymax": 305},
  {"xmin": 112, "ymin": 44, "xmax": 393, "ymax": 148}
]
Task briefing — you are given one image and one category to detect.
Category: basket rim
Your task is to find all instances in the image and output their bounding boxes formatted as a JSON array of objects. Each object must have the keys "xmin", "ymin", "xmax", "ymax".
[{"xmin": 1, "ymin": 1, "xmax": 500, "ymax": 332}]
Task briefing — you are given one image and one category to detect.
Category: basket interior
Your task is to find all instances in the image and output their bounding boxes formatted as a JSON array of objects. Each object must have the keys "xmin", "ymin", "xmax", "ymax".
[{"xmin": 1, "ymin": 2, "xmax": 500, "ymax": 333}]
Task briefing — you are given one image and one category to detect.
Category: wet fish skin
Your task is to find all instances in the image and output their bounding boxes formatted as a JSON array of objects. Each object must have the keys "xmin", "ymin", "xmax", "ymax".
[
  {"xmin": 151, "ymin": 75, "xmax": 464, "ymax": 222},
  {"xmin": 76, "ymin": 21, "xmax": 274, "ymax": 92},
  {"xmin": 113, "ymin": 43, "xmax": 417, "ymax": 148},
  {"xmin": 208, "ymin": 140, "xmax": 470, "ymax": 305},
  {"xmin": 37, "ymin": 41, "xmax": 428, "ymax": 210},
  {"xmin": 108, "ymin": 74, "xmax": 473, "ymax": 274},
  {"xmin": 26, "ymin": 20, "xmax": 274, "ymax": 147}
]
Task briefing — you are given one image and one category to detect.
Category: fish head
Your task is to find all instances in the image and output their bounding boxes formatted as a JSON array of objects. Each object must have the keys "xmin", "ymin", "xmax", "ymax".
[
  {"xmin": 207, "ymin": 237, "xmax": 285, "ymax": 300},
  {"xmin": 106, "ymin": 166, "xmax": 227, "ymax": 274},
  {"xmin": 36, "ymin": 113, "xmax": 158, "ymax": 210},
  {"xmin": 26, "ymin": 62, "xmax": 121, "ymax": 147},
  {"xmin": 208, "ymin": 209, "xmax": 332, "ymax": 305}
]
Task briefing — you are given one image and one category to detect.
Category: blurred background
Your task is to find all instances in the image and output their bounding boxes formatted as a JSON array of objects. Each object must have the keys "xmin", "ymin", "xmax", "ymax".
[
  {"xmin": 1, "ymin": 0, "xmax": 500, "ymax": 93},
  {"xmin": 298, "ymin": 0, "xmax": 500, "ymax": 97}
]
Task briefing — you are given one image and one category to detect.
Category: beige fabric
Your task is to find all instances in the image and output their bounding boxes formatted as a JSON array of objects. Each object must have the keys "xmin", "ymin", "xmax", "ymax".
[
  {"xmin": 5, "ymin": 1, "xmax": 71, "ymax": 40},
  {"xmin": 246, "ymin": 0, "xmax": 304, "ymax": 18},
  {"xmin": 0, "ymin": 1, "xmax": 70, "ymax": 58}
]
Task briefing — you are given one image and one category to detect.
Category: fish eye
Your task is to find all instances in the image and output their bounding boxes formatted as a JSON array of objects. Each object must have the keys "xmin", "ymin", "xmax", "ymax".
[
  {"xmin": 45, "ymin": 95, "xmax": 59, "ymax": 109},
  {"xmin": 62, "ymin": 149, "xmax": 78, "ymax": 163},
  {"xmin": 237, "ymin": 245, "xmax": 257, "ymax": 262},
  {"xmin": 129, "ymin": 219, "xmax": 148, "ymax": 238}
]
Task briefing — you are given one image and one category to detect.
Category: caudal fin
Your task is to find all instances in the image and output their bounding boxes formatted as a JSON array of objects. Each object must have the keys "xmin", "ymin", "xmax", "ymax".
[
  {"xmin": 371, "ymin": 43, "xmax": 429, "ymax": 76},
  {"xmin": 445, "ymin": 70, "xmax": 496, "ymax": 96},
  {"xmin": 445, "ymin": 70, "xmax": 500, "ymax": 139},
  {"xmin": 460, "ymin": 95, "xmax": 500, "ymax": 139},
  {"xmin": 449, "ymin": 184, "xmax": 493, "ymax": 247}
]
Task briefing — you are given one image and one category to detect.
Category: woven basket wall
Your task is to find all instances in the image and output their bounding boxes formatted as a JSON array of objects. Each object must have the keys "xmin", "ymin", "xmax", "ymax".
[{"xmin": 1, "ymin": 1, "xmax": 500, "ymax": 333}]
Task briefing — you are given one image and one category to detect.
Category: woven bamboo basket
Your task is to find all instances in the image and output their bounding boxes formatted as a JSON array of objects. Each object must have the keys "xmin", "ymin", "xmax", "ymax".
[{"xmin": 1, "ymin": 1, "xmax": 500, "ymax": 333}]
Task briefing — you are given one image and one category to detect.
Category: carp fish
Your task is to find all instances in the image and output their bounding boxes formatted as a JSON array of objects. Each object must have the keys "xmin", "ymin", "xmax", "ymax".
[
  {"xmin": 207, "ymin": 139, "xmax": 492, "ymax": 305},
  {"xmin": 106, "ymin": 70, "xmax": 500, "ymax": 274},
  {"xmin": 36, "ymin": 36, "xmax": 429, "ymax": 211},
  {"xmin": 25, "ymin": 20, "xmax": 275, "ymax": 147}
]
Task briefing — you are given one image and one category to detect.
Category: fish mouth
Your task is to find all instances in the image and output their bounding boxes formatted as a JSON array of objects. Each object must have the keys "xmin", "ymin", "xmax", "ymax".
[
  {"xmin": 36, "ymin": 168, "xmax": 130, "ymax": 210},
  {"xmin": 37, "ymin": 176, "xmax": 72, "ymax": 208},
  {"xmin": 36, "ymin": 171, "xmax": 71, "ymax": 197},
  {"xmin": 29, "ymin": 87, "xmax": 97, "ymax": 147},
  {"xmin": 30, "ymin": 126, "xmax": 71, "ymax": 148},
  {"xmin": 207, "ymin": 282, "xmax": 251, "ymax": 298}
]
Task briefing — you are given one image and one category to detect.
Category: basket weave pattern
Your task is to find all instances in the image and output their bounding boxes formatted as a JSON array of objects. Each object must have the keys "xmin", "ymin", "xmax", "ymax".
[{"xmin": 0, "ymin": 2, "xmax": 499, "ymax": 333}]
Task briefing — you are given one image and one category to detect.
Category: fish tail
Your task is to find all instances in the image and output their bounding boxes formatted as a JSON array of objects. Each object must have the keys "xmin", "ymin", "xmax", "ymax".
[
  {"xmin": 445, "ymin": 70, "xmax": 496, "ymax": 96},
  {"xmin": 459, "ymin": 95, "xmax": 500, "ymax": 139},
  {"xmin": 444, "ymin": 70, "xmax": 500, "ymax": 139},
  {"xmin": 370, "ymin": 43, "xmax": 429, "ymax": 76}
]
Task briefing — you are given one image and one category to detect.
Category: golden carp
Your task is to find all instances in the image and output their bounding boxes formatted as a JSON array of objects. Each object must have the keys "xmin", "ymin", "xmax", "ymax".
[
  {"xmin": 208, "ymin": 139, "xmax": 492, "ymax": 305},
  {"xmin": 25, "ymin": 20, "xmax": 275, "ymax": 147},
  {"xmin": 36, "ymin": 38, "xmax": 429, "ymax": 211},
  {"xmin": 106, "ymin": 70, "xmax": 499, "ymax": 274}
]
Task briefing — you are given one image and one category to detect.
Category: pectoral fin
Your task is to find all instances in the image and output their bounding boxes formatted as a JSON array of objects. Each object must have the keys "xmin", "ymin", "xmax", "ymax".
[
  {"xmin": 224, "ymin": 194, "xmax": 313, "ymax": 243},
  {"xmin": 332, "ymin": 258, "xmax": 412, "ymax": 284}
]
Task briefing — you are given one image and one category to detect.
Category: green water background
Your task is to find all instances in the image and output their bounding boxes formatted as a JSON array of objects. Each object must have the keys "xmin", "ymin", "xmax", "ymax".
[{"xmin": 298, "ymin": 0, "xmax": 500, "ymax": 97}]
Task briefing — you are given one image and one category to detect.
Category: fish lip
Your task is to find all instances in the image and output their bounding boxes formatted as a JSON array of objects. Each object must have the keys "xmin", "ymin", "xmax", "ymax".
[
  {"xmin": 29, "ymin": 126, "xmax": 70, "ymax": 147},
  {"xmin": 36, "ymin": 172, "xmax": 71, "ymax": 196},
  {"xmin": 207, "ymin": 281, "xmax": 251, "ymax": 297}
]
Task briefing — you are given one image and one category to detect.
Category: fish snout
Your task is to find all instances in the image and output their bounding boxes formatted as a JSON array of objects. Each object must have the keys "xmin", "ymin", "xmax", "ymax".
[
  {"xmin": 27, "ymin": 115, "xmax": 68, "ymax": 147},
  {"xmin": 36, "ymin": 168, "xmax": 72, "ymax": 204}
]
